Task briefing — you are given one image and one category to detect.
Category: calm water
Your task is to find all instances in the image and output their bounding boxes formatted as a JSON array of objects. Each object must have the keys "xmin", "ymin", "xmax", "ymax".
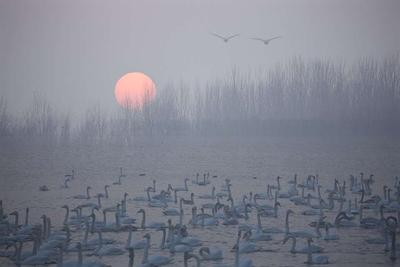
[{"xmin": 1, "ymin": 135, "xmax": 399, "ymax": 267}]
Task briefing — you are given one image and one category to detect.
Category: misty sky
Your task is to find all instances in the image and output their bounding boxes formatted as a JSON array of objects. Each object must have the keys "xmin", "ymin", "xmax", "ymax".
[{"xmin": 1, "ymin": 0, "xmax": 399, "ymax": 118}]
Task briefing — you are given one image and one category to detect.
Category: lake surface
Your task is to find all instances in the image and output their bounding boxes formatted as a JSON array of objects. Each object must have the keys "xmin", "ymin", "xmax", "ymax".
[{"xmin": 1, "ymin": 135, "xmax": 399, "ymax": 266}]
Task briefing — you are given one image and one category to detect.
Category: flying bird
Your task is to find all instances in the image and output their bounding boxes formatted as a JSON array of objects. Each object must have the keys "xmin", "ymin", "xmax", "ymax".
[
  {"xmin": 211, "ymin": 32, "xmax": 240, "ymax": 43},
  {"xmin": 250, "ymin": 36, "xmax": 282, "ymax": 45}
]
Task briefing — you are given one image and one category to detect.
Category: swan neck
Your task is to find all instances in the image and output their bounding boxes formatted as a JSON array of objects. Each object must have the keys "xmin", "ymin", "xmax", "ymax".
[
  {"xmin": 127, "ymin": 229, "xmax": 132, "ymax": 248},
  {"xmin": 25, "ymin": 208, "xmax": 29, "ymax": 226},
  {"xmin": 141, "ymin": 211, "xmax": 146, "ymax": 229},
  {"xmin": 142, "ymin": 237, "xmax": 150, "ymax": 264},
  {"xmin": 292, "ymin": 237, "xmax": 296, "ymax": 252},
  {"xmin": 234, "ymin": 233, "xmax": 240, "ymax": 267}
]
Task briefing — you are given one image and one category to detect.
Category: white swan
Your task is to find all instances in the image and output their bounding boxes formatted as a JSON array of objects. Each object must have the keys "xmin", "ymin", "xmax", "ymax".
[
  {"xmin": 140, "ymin": 233, "xmax": 173, "ymax": 266},
  {"xmin": 285, "ymin": 209, "xmax": 317, "ymax": 238},
  {"xmin": 174, "ymin": 178, "xmax": 190, "ymax": 192},
  {"xmin": 198, "ymin": 186, "xmax": 216, "ymax": 200},
  {"xmin": 304, "ymin": 238, "xmax": 329, "ymax": 264},
  {"xmin": 72, "ymin": 186, "xmax": 91, "ymax": 200},
  {"xmin": 323, "ymin": 224, "xmax": 339, "ymax": 241},
  {"xmin": 137, "ymin": 209, "xmax": 166, "ymax": 229},
  {"xmin": 184, "ymin": 252, "xmax": 201, "ymax": 267},
  {"xmin": 88, "ymin": 231, "xmax": 125, "ymax": 256},
  {"xmin": 215, "ymin": 230, "xmax": 253, "ymax": 267},
  {"xmin": 57, "ymin": 242, "xmax": 109, "ymax": 267},
  {"xmin": 199, "ymin": 246, "xmax": 223, "ymax": 260},
  {"xmin": 211, "ymin": 33, "xmax": 240, "ymax": 43},
  {"xmin": 282, "ymin": 234, "xmax": 324, "ymax": 253},
  {"xmin": 146, "ymin": 187, "xmax": 168, "ymax": 208},
  {"xmin": 126, "ymin": 228, "xmax": 146, "ymax": 249}
]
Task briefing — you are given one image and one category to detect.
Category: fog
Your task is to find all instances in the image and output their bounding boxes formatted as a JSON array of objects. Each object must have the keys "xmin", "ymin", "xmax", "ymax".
[
  {"xmin": 1, "ymin": 0, "xmax": 400, "ymax": 120},
  {"xmin": 2, "ymin": 2, "xmax": 400, "ymax": 267}
]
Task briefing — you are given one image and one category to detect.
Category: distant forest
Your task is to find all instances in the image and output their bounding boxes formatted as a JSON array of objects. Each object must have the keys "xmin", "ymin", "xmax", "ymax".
[{"xmin": 1, "ymin": 55, "xmax": 399, "ymax": 145}]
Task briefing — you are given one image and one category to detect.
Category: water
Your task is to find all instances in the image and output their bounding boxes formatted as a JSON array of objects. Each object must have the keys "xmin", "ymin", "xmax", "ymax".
[{"xmin": 1, "ymin": 135, "xmax": 399, "ymax": 266}]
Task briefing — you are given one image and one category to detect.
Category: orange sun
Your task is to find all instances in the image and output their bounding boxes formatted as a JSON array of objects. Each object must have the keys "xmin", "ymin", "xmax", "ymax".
[{"xmin": 114, "ymin": 72, "xmax": 156, "ymax": 109}]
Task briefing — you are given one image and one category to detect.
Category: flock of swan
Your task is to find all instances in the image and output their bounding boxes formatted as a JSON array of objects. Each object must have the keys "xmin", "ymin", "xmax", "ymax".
[{"xmin": 1, "ymin": 170, "xmax": 400, "ymax": 266}]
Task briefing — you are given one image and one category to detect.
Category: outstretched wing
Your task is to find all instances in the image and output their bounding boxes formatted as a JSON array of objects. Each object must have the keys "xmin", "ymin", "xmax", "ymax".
[
  {"xmin": 250, "ymin": 37, "xmax": 266, "ymax": 42},
  {"xmin": 226, "ymin": 33, "xmax": 240, "ymax": 40},
  {"xmin": 265, "ymin": 36, "xmax": 282, "ymax": 42},
  {"xmin": 211, "ymin": 32, "xmax": 226, "ymax": 40}
]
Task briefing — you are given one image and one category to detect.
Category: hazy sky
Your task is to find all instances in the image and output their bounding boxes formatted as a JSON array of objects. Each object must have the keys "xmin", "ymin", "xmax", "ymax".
[{"xmin": 1, "ymin": 0, "xmax": 399, "ymax": 117}]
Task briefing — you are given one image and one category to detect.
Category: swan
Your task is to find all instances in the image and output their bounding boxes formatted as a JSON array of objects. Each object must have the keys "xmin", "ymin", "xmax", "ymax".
[
  {"xmin": 285, "ymin": 209, "xmax": 317, "ymax": 238},
  {"xmin": 61, "ymin": 178, "xmax": 70, "ymax": 189},
  {"xmin": 162, "ymin": 207, "xmax": 181, "ymax": 216},
  {"xmin": 198, "ymin": 186, "xmax": 216, "ymax": 200},
  {"xmin": 77, "ymin": 194, "xmax": 103, "ymax": 210},
  {"xmin": 334, "ymin": 212, "xmax": 357, "ymax": 228},
  {"xmin": 211, "ymin": 32, "xmax": 240, "ymax": 43},
  {"xmin": 144, "ymin": 180, "xmax": 156, "ymax": 193},
  {"xmin": 137, "ymin": 209, "xmax": 166, "ymax": 229},
  {"xmin": 359, "ymin": 205, "xmax": 383, "ymax": 228},
  {"xmin": 288, "ymin": 174, "xmax": 298, "ymax": 185},
  {"xmin": 163, "ymin": 196, "xmax": 183, "ymax": 216},
  {"xmin": 179, "ymin": 235, "xmax": 203, "ymax": 247},
  {"xmin": 141, "ymin": 233, "xmax": 173, "ymax": 266},
  {"xmin": 68, "ymin": 219, "xmax": 114, "ymax": 252},
  {"xmin": 322, "ymin": 224, "xmax": 339, "ymax": 241},
  {"xmin": 126, "ymin": 228, "xmax": 146, "ymax": 249},
  {"xmin": 88, "ymin": 231, "xmax": 125, "ymax": 256},
  {"xmin": 8, "ymin": 211, "xmax": 20, "ymax": 233},
  {"xmin": 127, "ymin": 247, "xmax": 135, "ymax": 267},
  {"xmin": 250, "ymin": 36, "xmax": 282, "ymax": 45},
  {"xmin": 13, "ymin": 209, "xmax": 37, "ymax": 237},
  {"xmin": 104, "ymin": 185, "xmax": 110, "ymax": 199},
  {"xmin": 385, "ymin": 216, "xmax": 397, "ymax": 261},
  {"xmin": 235, "ymin": 240, "xmax": 262, "ymax": 254},
  {"xmin": 113, "ymin": 167, "xmax": 127, "ymax": 185},
  {"xmin": 18, "ymin": 242, "xmax": 57, "ymax": 265},
  {"xmin": 304, "ymin": 238, "xmax": 329, "ymax": 264},
  {"xmin": 12, "ymin": 237, "xmax": 40, "ymax": 262},
  {"xmin": 57, "ymin": 242, "xmax": 109, "ymax": 267},
  {"xmin": 258, "ymin": 202, "xmax": 280, "ymax": 218},
  {"xmin": 243, "ymin": 228, "xmax": 272, "ymax": 242},
  {"xmin": 184, "ymin": 252, "xmax": 201, "ymax": 267},
  {"xmin": 72, "ymin": 186, "xmax": 91, "ymax": 200},
  {"xmin": 174, "ymin": 178, "xmax": 190, "ymax": 192},
  {"xmin": 89, "ymin": 211, "xmax": 135, "ymax": 233},
  {"xmin": 64, "ymin": 169, "xmax": 75, "ymax": 180},
  {"xmin": 170, "ymin": 243, "xmax": 193, "ymax": 253},
  {"xmin": 282, "ymin": 234, "xmax": 324, "ymax": 253},
  {"xmin": 181, "ymin": 194, "xmax": 195, "ymax": 205},
  {"xmin": 197, "ymin": 174, "xmax": 210, "ymax": 186},
  {"xmin": 199, "ymin": 246, "xmax": 223, "ymax": 260},
  {"xmin": 255, "ymin": 210, "xmax": 283, "ymax": 234},
  {"xmin": 39, "ymin": 185, "xmax": 49, "ymax": 191},
  {"xmin": 146, "ymin": 187, "xmax": 168, "ymax": 208},
  {"xmin": 199, "ymin": 208, "xmax": 218, "ymax": 226},
  {"xmin": 215, "ymin": 230, "xmax": 253, "ymax": 267}
]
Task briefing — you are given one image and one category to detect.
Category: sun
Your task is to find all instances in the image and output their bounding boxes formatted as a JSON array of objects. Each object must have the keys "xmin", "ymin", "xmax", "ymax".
[{"xmin": 114, "ymin": 72, "xmax": 156, "ymax": 109}]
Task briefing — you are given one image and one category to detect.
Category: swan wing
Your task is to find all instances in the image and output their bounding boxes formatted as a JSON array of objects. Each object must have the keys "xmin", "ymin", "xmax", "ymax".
[
  {"xmin": 211, "ymin": 32, "xmax": 226, "ymax": 40},
  {"xmin": 250, "ymin": 37, "xmax": 265, "ymax": 42},
  {"xmin": 266, "ymin": 36, "xmax": 282, "ymax": 42},
  {"xmin": 226, "ymin": 33, "xmax": 240, "ymax": 40}
]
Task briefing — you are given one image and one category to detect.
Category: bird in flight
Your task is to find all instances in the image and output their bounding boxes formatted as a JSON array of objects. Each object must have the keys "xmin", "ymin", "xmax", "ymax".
[
  {"xmin": 250, "ymin": 36, "xmax": 282, "ymax": 45},
  {"xmin": 211, "ymin": 32, "xmax": 240, "ymax": 43}
]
